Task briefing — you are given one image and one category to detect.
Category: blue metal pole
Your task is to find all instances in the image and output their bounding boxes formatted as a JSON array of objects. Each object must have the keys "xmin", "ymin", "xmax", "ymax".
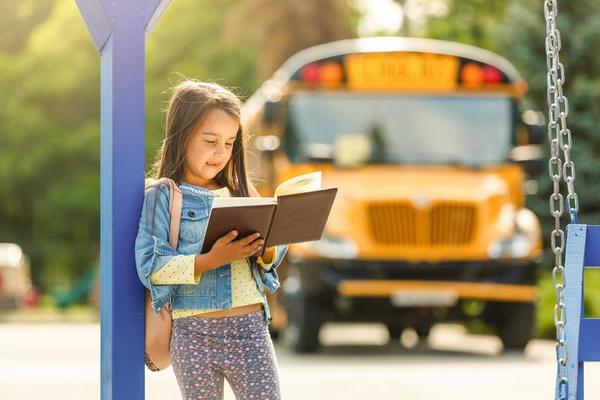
[
  {"xmin": 75, "ymin": 1, "xmax": 172, "ymax": 398},
  {"xmin": 100, "ymin": 31, "xmax": 146, "ymax": 400},
  {"xmin": 563, "ymin": 225, "xmax": 586, "ymax": 399}
]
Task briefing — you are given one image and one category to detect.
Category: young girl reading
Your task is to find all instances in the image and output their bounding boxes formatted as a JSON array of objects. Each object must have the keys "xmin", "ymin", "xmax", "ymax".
[{"xmin": 134, "ymin": 79, "xmax": 288, "ymax": 399}]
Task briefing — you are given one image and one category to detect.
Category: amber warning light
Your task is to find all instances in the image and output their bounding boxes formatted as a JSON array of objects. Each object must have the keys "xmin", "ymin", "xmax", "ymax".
[{"xmin": 295, "ymin": 53, "xmax": 512, "ymax": 92}]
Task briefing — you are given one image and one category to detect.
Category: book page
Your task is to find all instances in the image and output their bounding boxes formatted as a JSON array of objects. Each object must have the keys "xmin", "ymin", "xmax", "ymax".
[
  {"xmin": 212, "ymin": 196, "xmax": 277, "ymax": 208},
  {"xmin": 274, "ymin": 171, "xmax": 322, "ymax": 197}
]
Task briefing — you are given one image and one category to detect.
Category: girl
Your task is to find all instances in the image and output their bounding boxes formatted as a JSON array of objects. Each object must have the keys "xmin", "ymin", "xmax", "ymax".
[{"xmin": 135, "ymin": 79, "xmax": 288, "ymax": 399}]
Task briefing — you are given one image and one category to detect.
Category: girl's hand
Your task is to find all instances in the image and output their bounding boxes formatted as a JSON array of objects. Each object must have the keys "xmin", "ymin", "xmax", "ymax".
[{"xmin": 206, "ymin": 230, "xmax": 264, "ymax": 268}]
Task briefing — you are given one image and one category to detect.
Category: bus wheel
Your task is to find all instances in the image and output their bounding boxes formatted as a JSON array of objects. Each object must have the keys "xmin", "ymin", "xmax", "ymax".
[
  {"xmin": 268, "ymin": 329, "xmax": 281, "ymax": 341},
  {"xmin": 415, "ymin": 323, "xmax": 432, "ymax": 340},
  {"xmin": 282, "ymin": 293, "xmax": 321, "ymax": 353},
  {"xmin": 494, "ymin": 302, "xmax": 534, "ymax": 351},
  {"xmin": 386, "ymin": 322, "xmax": 405, "ymax": 341}
]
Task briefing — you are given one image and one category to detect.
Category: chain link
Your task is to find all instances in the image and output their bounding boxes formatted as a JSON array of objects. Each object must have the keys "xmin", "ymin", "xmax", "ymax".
[{"xmin": 545, "ymin": 0, "xmax": 579, "ymax": 396}]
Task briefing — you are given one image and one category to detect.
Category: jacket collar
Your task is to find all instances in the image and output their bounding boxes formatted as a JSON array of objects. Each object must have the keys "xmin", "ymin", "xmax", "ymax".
[{"xmin": 178, "ymin": 182, "xmax": 216, "ymax": 197}]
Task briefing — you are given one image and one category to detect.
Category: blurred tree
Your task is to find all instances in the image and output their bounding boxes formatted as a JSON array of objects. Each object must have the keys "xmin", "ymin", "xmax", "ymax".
[
  {"xmin": 0, "ymin": 0, "xmax": 360, "ymax": 294},
  {"xmin": 224, "ymin": 0, "xmax": 355, "ymax": 79},
  {"xmin": 498, "ymin": 0, "xmax": 600, "ymax": 337},
  {"xmin": 0, "ymin": 0, "xmax": 101, "ymax": 290},
  {"xmin": 421, "ymin": 0, "xmax": 600, "ymax": 337},
  {"xmin": 424, "ymin": 0, "xmax": 600, "ymax": 247},
  {"xmin": 146, "ymin": 0, "xmax": 259, "ymax": 163},
  {"xmin": 390, "ymin": 0, "xmax": 447, "ymax": 37},
  {"xmin": 496, "ymin": 0, "xmax": 600, "ymax": 273},
  {"xmin": 0, "ymin": 0, "xmax": 288, "ymax": 292},
  {"xmin": 422, "ymin": 0, "xmax": 506, "ymax": 50},
  {"xmin": 0, "ymin": 0, "xmax": 55, "ymax": 52}
]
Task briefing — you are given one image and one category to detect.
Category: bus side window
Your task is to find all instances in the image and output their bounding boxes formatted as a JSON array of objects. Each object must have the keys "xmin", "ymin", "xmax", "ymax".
[
  {"xmin": 283, "ymin": 109, "xmax": 302, "ymax": 163},
  {"xmin": 264, "ymin": 100, "xmax": 279, "ymax": 125}
]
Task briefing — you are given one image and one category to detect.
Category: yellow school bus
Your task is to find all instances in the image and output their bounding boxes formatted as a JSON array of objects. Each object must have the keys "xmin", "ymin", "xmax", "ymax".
[{"xmin": 243, "ymin": 37, "xmax": 544, "ymax": 353}]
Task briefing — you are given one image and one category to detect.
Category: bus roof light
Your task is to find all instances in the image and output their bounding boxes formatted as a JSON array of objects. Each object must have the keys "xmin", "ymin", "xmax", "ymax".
[
  {"xmin": 319, "ymin": 62, "xmax": 343, "ymax": 88},
  {"xmin": 301, "ymin": 63, "xmax": 320, "ymax": 84},
  {"xmin": 461, "ymin": 63, "xmax": 484, "ymax": 88},
  {"xmin": 484, "ymin": 66, "xmax": 503, "ymax": 84}
]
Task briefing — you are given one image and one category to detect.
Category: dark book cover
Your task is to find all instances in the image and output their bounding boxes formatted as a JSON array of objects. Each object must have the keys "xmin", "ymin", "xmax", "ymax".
[
  {"xmin": 200, "ymin": 188, "xmax": 338, "ymax": 256},
  {"xmin": 264, "ymin": 188, "xmax": 338, "ymax": 249},
  {"xmin": 200, "ymin": 204, "xmax": 276, "ymax": 254}
]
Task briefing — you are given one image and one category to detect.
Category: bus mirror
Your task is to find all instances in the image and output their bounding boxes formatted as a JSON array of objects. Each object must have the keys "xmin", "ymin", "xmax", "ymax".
[
  {"xmin": 264, "ymin": 100, "xmax": 280, "ymax": 124},
  {"xmin": 254, "ymin": 135, "xmax": 280, "ymax": 152},
  {"xmin": 509, "ymin": 145, "xmax": 545, "ymax": 177},
  {"xmin": 520, "ymin": 110, "xmax": 545, "ymax": 145},
  {"xmin": 334, "ymin": 134, "xmax": 372, "ymax": 168},
  {"xmin": 301, "ymin": 143, "xmax": 334, "ymax": 163}
]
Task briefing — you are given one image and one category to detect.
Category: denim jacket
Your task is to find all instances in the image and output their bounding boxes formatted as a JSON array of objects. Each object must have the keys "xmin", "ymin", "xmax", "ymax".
[{"xmin": 134, "ymin": 181, "xmax": 288, "ymax": 324}]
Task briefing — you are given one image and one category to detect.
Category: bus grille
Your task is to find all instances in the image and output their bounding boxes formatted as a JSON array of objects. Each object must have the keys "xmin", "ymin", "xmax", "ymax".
[
  {"xmin": 366, "ymin": 202, "xmax": 476, "ymax": 247},
  {"xmin": 366, "ymin": 202, "xmax": 417, "ymax": 246}
]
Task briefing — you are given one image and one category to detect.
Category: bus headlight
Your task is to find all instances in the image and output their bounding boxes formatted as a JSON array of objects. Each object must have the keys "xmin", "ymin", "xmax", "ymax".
[
  {"xmin": 488, "ymin": 233, "xmax": 534, "ymax": 259},
  {"xmin": 312, "ymin": 234, "xmax": 358, "ymax": 259},
  {"xmin": 488, "ymin": 208, "xmax": 539, "ymax": 259}
]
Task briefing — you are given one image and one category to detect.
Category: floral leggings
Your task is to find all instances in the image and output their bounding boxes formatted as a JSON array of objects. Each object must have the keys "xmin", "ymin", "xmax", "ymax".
[{"xmin": 170, "ymin": 310, "xmax": 282, "ymax": 400}]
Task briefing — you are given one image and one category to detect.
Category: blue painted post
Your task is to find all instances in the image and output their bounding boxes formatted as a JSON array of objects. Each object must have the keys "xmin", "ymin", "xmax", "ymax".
[
  {"xmin": 559, "ymin": 225, "xmax": 600, "ymax": 400},
  {"xmin": 74, "ymin": 1, "xmax": 172, "ymax": 398},
  {"xmin": 562, "ymin": 225, "xmax": 586, "ymax": 400}
]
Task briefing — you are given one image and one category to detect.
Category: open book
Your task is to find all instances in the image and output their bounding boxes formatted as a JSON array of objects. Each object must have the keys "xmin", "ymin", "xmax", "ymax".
[{"xmin": 200, "ymin": 172, "xmax": 338, "ymax": 256}]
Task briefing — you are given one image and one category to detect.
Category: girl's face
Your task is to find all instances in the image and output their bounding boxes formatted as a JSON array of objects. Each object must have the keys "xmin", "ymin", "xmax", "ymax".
[{"xmin": 181, "ymin": 108, "xmax": 239, "ymax": 189}]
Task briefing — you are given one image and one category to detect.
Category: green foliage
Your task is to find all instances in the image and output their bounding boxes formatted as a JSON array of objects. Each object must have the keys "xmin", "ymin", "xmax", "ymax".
[
  {"xmin": 9, "ymin": 0, "xmax": 597, "ymax": 335},
  {"xmin": 498, "ymin": 0, "xmax": 600, "ymax": 339},
  {"xmin": 223, "ymin": 0, "xmax": 354, "ymax": 78},
  {"xmin": 424, "ymin": 0, "xmax": 506, "ymax": 51},
  {"xmin": 0, "ymin": 0, "xmax": 55, "ymax": 53},
  {"xmin": 424, "ymin": 0, "xmax": 600, "ymax": 338},
  {"xmin": 0, "ymin": 1, "xmax": 100, "ymax": 288},
  {"xmin": 497, "ymin": 0, "xmax": 600, "ymax": 224},
  {"xmin": 0, "ymin": 0, "xmax": 355, "ymax": 294},
  {"xmin": 0, "ymin": 0, "xmax": 260, "ymax": 291},
  {"xmin": 146, "ymin": 0, "xmax": 259, "ymax": 159}
]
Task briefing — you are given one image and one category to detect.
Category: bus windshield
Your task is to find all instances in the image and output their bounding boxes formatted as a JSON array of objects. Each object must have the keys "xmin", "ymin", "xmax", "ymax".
[{"xmin": 286, "ymin": 92, "xmax": 513, "ymax": 166}]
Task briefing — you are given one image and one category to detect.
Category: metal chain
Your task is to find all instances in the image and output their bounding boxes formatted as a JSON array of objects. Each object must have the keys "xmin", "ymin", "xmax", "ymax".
[{"xmin": 544, "ymin": 0, "xmax": 579, "ymax": 397}]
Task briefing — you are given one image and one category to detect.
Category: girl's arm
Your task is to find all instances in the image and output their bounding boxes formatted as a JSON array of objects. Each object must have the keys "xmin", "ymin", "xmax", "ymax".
[
  {"xmin": 135, "ymin": 184, "xmax": 195, "ymax": 288},
  {"xmin": 147, "ymin": 232, "xmax": 263, "ymax": 285},
  {"xmin": 137, "ymin": 183, "xmax": 264, "ymax": 289}
]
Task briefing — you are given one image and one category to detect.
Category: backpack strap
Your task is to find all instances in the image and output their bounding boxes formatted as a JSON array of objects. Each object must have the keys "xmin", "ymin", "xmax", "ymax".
[
  {"xmin": 145, "ymin": 177, "xmax": 183, "ymax": 249},
  {"xmin": 161, "ymin": 178, "xmax": 183, "ymax": 249}
]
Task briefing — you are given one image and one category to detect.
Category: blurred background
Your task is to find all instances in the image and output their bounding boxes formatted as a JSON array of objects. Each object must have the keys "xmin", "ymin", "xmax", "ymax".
[{"xmin": 1, "ymin": 0, "xmax": 600, "ymax": 399}]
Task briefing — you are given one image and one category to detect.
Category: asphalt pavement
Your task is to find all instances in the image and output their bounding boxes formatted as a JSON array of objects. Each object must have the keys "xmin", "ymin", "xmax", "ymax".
[{"xmin": 1, "ymin": 322, "xmax": 598, "ymax": 399}]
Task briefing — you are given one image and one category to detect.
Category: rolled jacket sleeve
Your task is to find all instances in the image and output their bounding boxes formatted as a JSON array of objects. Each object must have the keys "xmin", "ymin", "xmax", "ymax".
[
  {"xmin": 150, "ymin": 254, "xmax": 201, "ymax": 285},
  {"xmin": 266, "ymin": 244, "xmax": 288, "ymax": 270},
  {"xmin": 257, "ymin": 247, "xmax": 277, "ymax": 271},
  {"xmin": 257, "ymin": 244, "xmax": 289, "ymax": 293}
]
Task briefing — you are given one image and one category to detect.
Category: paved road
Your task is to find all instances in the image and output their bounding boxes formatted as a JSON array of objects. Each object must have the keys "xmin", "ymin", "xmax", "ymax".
[{"xmin": 1, "ymin": 322, "xmax": 598, "ymax": 399}]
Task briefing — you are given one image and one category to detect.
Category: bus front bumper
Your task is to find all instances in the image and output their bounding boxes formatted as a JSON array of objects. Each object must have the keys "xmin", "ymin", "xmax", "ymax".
[{"xmin": 285, "ymin": 256, "xmax": 538, "ymax": 304}]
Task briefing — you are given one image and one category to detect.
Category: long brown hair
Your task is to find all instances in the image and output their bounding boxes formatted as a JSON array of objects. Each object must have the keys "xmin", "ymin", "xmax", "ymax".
[{"xmin": 149, "ymin": 79, "xmax": 256, "ymax": 197}]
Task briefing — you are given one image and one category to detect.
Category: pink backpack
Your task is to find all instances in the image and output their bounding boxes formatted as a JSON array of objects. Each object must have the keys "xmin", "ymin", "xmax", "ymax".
[{"xmin": 143, "ymin": 177, "xmax": 182, "ymax": 371}]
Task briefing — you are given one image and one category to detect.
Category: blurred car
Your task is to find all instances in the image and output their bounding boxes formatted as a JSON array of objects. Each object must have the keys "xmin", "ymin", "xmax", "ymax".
[{"xmin": 0, "ymin": 243, "xmax": 33, "ymax": 309}]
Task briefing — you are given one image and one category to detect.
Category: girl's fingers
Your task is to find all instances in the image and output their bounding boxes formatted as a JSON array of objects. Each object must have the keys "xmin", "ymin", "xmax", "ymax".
[
  {"xmin": 246, "ymin": 249, "xmax": 261, "ymax": 258},
  {"xmin": 243, "ymin": 242, "xmax": 264, "ymax": 257},
  {"xmin": 216, "ymin": 230, "xmax": 238, "ymax": 246},
  {"xmin": 238, "ymin": 237, "xmax": 264, "ymax": 250},
  {"xmin": 233, "ymin": 232, "xmax": 261, "ymax": 246},
  {"xmin": 225, "ymin": 234, "xmax": 263, "ymax": 258}
]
